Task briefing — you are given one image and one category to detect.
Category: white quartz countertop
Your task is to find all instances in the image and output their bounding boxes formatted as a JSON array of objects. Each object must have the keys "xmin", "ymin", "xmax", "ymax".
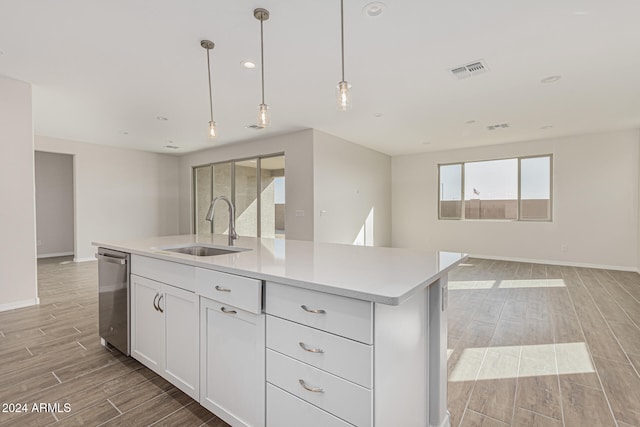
[{"xmin": 93, "ymin": 234, "xmax": 467, "ymax": 305}]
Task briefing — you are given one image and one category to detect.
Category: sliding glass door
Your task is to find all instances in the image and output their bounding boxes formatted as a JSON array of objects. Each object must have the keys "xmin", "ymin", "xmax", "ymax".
[{"xmin": 193, "ymin": 154, "xmax": 285, "ymax": 239}]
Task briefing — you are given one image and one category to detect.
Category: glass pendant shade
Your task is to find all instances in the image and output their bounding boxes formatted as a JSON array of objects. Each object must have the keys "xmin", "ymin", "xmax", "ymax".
[
  {"xmin": 257, "ymin": 104, "xmax": 270, "ymax": 128},
  {"xmin": 208, "ymin": 120, "xmax": 217, "ymax": 139},
  {"xmin": 336, "ymin": 81, "xmax": 352, "ymax": 111}
]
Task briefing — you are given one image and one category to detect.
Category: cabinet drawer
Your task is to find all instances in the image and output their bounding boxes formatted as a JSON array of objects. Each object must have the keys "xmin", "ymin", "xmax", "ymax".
[
  {"xmin": 266, "ymin": 316, "xmax": 372, "ymax": 388},
  {"xmin": 267, "ymin": 349, "xmax": 372, "ymax": 427},
  {"xmin": 265, "ymin": 282, "xmax": 373, "ymax": 344},
  {"xmin": 196, "ymin": 268, "xmax": 262, "ymax": 314},
  {"xmin": 267, "ymin": 383, "xmax": 354, "ymax": 427},
  {"xmin": 131, "ymin": 255, "xmax": 196, "ymax": 292}
]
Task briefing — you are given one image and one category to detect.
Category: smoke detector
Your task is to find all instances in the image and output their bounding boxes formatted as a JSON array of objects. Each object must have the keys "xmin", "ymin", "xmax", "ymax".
[{"xmin": 450, "ymin": 60, "xmax": 489, "ymax": 80}]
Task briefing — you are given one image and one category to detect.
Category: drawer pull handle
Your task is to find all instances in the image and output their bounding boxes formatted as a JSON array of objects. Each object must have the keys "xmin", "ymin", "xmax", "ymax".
[
  {"xmin": 220, "ymin": 307, "xmax": 237, "ymax": 315},
  {"xmin": 301, "ymin": 305, "xmax": 326, "ymax": 314},
  {"xmin": 299, "ymin": 379, "xmax": 324, "ymax": 393},
  {"xmin": 299, "ymin": 342, "xmax": 324, "ymax": 353},
  {"xmin": 215, "ymin": 285, "xmax": 231, "ymax": 292}
]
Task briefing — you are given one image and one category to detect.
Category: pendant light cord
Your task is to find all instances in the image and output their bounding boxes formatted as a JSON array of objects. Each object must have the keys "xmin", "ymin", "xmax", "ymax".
[
  {"xmin": 206, "ymin": 48, "xmax": 214, "ymax": 122},
  {"xmin": 260, "ymin": 17, "xmax": 265, "ymax": 104},
  {"xmin": 340, "ymin": 0, "xmax": 345, "ymax": 82}
]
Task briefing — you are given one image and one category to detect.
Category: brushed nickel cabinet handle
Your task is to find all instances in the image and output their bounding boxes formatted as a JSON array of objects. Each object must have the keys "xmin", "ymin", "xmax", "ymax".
[
  {"xmin": 157, "ymin": 294, "xmax": 164, "ymax": 313},
  {"xmin": 299, "ymin": 342, "xmax": 324, "ymax": 353},
  {"xmin": 153, "ymin": 293, "xmax": 160, "ymax": 311},
  {"xmin": 299, "ymin": 379, "xmax": 324, "ymax": 393},
  {"xmin": 301, "ymin": 305, "xmax": 326, "ymax": 314},
  {"xmin": 215, "ymin": 285, "xmax": 231, "ymax": 292},
  {"xmin": 221, "ymin": 307, "xmax": 237, "ymax": 315}
]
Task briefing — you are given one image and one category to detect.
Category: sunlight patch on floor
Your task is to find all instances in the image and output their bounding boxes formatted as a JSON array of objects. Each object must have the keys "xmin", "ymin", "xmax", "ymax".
[
  {"xmin": 449, "ymin": 280, "xmax": 497, "ymax": 290},
  {"xmin": 449, "ymin": 342, "xmax": 594, "ymax": 382},
  {"xmin": 449, "ymin": 278, "xmax": 566, "ymax": 290}
]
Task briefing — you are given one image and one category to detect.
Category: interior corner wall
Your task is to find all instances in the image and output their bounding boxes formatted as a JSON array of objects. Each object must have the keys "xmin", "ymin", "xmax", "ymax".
[
  {"xmin": 177, "ymin": 129, "xmax": 315, "ymax": 241},
  {"xmin": 34, "ymin": 151, "xmax": 74, "ymax": 257},
  {"xmin": 34, "ymin": 136, "xmax": 181, "ymax": 261},
  {"xmin": 0, "ymin": 76, "xmax": 38, "ymax": 310},
  {"xmin": 312, "ymin": 130, "xmax": 392, "ymax": 247},
  {"xmin": 392, "ymin": 129, "xmax": 640, "ymax": 270}
]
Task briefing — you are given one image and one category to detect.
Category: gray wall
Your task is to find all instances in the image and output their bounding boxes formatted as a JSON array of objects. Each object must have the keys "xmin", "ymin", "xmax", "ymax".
[
  {"xmin": 35, "ymin": 136, "xmax": 181, "ymax": 261},
  {"xmin": 179, "ymin": 130, "xmax": 315, "ymax": 241},
  {"xmin": 313, "ymin": 130, "xmax": 392, "ymax": 247},
  {"xmin": 0, "ymin": 76, "xmax": 38, "ymax": 310},
  {"xmin": 35, "ymin": 151, "xmax": 74, "ymax": 257},
  {"xmin": 393, "ymin": 129, "xmax": 640, "ymax": 270}
]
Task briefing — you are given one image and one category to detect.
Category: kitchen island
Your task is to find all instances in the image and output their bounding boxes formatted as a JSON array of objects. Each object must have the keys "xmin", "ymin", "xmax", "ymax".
[{"xmin": 94, "ymin": 234, "xmax": 466, "ymax": 427}]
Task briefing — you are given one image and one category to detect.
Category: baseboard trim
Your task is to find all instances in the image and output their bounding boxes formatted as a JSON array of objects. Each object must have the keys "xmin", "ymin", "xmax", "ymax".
[
  {"xmin": 37, "ymin": 251, "xmax": 74, "ymax": 259},
  {"xmin": 0, "ymin": 298, "xmax": 40, "ymax": 312},
  {"xmin": 73, "ymin": 256, "xmax": 96, "ymax": 263},
  {"xmin": 468, "ymin": 254, "xmax": 637, "ymax": 272}
]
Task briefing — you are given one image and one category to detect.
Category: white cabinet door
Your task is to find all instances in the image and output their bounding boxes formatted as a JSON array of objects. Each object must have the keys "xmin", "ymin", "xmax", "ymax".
[
  {"xmin": 130, "ymin": 274, "xmax": 164, "ymax": 375},
  {"xmin": 131, "ymin": 274, "xmax": 199, "ymax": 401},
  {"xmin": 162, "ymin": 284, "xmax": 199, "ymax": 400},
  {"xmin": 200, "ymin": 297, "xmax": 265, "ymax": 427}
]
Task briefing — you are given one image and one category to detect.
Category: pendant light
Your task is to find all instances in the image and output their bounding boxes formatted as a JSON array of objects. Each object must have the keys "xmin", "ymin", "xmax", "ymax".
[
  {"xmin": 201, "ymin": 40, "xmax": 217, "ymax": 139},
  {"xmin": 337, "ymin": 0, "xmax": 352, "ymax": 110},
  {"xmin": 254, "ymin": 8, "xmax": 271, "ymax": 128}
]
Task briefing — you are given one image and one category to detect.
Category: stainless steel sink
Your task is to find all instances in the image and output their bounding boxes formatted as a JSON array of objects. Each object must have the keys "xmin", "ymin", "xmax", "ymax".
[{"xmin": 161, "ymin": 246, "xmax": 242, "ymax": 257}]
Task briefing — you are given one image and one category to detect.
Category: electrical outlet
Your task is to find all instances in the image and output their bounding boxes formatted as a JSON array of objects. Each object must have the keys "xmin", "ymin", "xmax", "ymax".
[
  {"xmin": 37, "ymin": 240, "xmax": 43, "ymax": 246},
  {"xmin": 295, "ymin": 210, "xmax": 305, "ymax": 217}
]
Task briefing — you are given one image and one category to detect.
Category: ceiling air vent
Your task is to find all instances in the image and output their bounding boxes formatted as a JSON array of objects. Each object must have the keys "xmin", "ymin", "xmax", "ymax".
[
  {"xmin": 450, "ymin": 59, "xmax": 489, "ymax": 80},
  {"xmin": 487, "ymin": 123, "xmax": 510, "ymax": 131},
  {"xmin": 245, "ymin": 124, "xmax": 265, "ymax": 130}
]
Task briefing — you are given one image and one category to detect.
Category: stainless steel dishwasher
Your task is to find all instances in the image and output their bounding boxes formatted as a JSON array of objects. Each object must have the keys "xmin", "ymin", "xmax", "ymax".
[{"xmin": 96, "ymin": 248, "xmax": 130, "ymax": 355}]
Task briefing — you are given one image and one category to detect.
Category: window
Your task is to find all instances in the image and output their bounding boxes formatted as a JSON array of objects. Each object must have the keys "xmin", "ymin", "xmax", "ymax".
[
  {"xmin": 438, "ymin": 155, "xmax": 552, "ymax": 221},
  {"xmin": 193, "ymin": 154, "xmax": 286, "ymax": 237}
]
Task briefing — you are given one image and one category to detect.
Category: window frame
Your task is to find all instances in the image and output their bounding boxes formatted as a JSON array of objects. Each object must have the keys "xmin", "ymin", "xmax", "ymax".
[
  {"xmin": 437, "ymin": 154, "xmax": 553, "ymax": 222},
  {"xmin": 192, "ymin": 152, "xmax": 285, "ymax": 235}
]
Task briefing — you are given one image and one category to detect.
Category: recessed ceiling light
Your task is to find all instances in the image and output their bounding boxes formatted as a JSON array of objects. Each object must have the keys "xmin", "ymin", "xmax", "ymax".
[
  {"xmin": 540, "ymin": 75, "xmax": 562, "ymax": 84},
  {"xmin": 374, "ymin": 113, "xmax": 383, "ymax": 118},
  {"xmin": 0, "ymin": 50, "xmax": 4, "ymax": 56},
  {"xmin": 540, "ymin": 125, "xmax": 554, "ymax": 130},
  {"xmin": 362, "ymin": 2, "xmax": 386, "ymax": 17},
  {"xmin": 120, "ymin": 130, "xmax": 129, "ymax": 135},
  {"xmin": 241, "ymin": 60, "xmax": 256, "ymax": 69},
  {"xmin": 465, "ymin": 120, "xmax": 476, "ymax": 124},
  {"xmin": 245, "ymin": 124, "xmax": 264, "ymax": 130},
  {"xmin": 573, "ymin": 11, "xmax": 589, "ymax": 16},
  {"xmin": 156, "ymin": 116, "xmax": 168, "ymax": 121},
  {"xmin": 164, "ymin": 145, "xmax": 179, "ymax": 150},
  {"xmin": 422, "ymin": 142, "xmax": 431, "ymax": 145}
]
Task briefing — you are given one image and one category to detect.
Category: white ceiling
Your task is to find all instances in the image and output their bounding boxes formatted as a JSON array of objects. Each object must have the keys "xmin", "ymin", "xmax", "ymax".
[{"xmin": 1, "ymin": 0, "xmax": 639, "ymax": 156}]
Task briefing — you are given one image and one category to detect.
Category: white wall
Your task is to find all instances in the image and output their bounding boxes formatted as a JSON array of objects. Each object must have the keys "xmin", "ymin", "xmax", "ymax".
[
  {"xmin": 34, "ymin": 151, "xmax": 74, "ymax": 257},
  {"xmin": 0, "ymin": 76, "xmax": 38, "ymax": 310},
  {"xmin": 313, "ymin": 130, "xmax": 392, "ymax": 247},
  {"xmin": 392, "ymin": 130, "xmax": 640, "ymax": 270},
  {"xmin": 178, "ymin": 129, "xmax": 315, "ymax": 241},
  {"xmin": 35, "ymin": 136, "xmax": 180, "ymax": 261}
]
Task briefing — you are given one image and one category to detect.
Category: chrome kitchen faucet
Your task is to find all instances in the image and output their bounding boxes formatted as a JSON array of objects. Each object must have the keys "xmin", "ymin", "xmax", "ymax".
[{"xmin": 205, "ymin": 195, "xmax": 238, "ymax": 246}]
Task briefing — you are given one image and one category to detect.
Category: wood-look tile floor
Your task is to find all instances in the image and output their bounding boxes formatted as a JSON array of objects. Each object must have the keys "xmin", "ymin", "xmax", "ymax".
[
  {"xmin": 1, "ymin": 257, "xmax": 639, "ymax": 426},
  {"xmin": 0, "ymin": 257, "xmax": 228, "ymax": 427},
  {"xmin": 448, "ymin": 258, "xmax": 640, "ymax": 427}
]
